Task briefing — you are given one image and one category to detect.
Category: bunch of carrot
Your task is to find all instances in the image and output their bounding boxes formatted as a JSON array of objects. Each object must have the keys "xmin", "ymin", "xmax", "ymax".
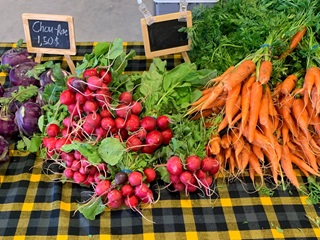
[{"xmin": 187, "ymin": 26, "xmax": 320, "ymax": 191}]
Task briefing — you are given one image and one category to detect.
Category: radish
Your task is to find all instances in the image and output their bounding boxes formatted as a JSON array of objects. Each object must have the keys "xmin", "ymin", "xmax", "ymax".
[
  {"xmin": 126, "ymin": 135, "xmax": 142, "ymax": 152},
  {"xmin": 201, "ymin": 157, "xmax": 219, "ymax": 172},
  {"xmin": 115, "ymin": 103, "xmax": 131, "ymax": 118},
  {"xmin": 121, "ymin": 184, "xmax": 134, "ymax": 197},
  {"xmin": 173, "ymin": 182, "xmax": 185, "ymax": 192},
  {"xmin": 134, "ymin": 183, "xmax": 150, "ymax": 199},
  {"xmin": 82, "ymin": 122, "xmax": 95, "ymax": 135},
  {"xmin": 98, "ymin": 69, "xmax": 112, "ymax": 85},
  {"xmin": 83, "ymin": 88, "xmax": 94, "ymax": 100},
  {"xmin": 63, "ymin": 168, "xmax": 74, "ymax": 179},
  {"xmin": 55, "ymin": 138, "xmax": 71, "ymax": 152},
  {"xmin": 143, "ymin": 168, "xmax": 156, "ymax": 183},
  {"xmin": 67, "ymin": 103, "xmax": 82, "ymax": 117},
  {"xmin": 140, "ymin": 189, "xmax": 154, "ymax": 204},
  {"xmin": 208, "ymin": 158, "xmax": 220, "ymax": 175},
  {"xmin": 101, "ymin": 117, "xmax": 116, "ymax": 131},
  {"xmin": 125, "ymin": 114, "xmax": 140, "ymax": 132},
  {"xmin": 124, "ymin": 195, "xmax": 139, "ymax": 209},
  {"xmin": 130, "ymin": 101, "xmax": 142, "ymax": 115},
  {"xmin": 128, "ymin": 171, "xmax": 143, "ymax": 186},
  {"xmin": 73, "ymin": 171, "xmax": 87, "ymax": 184},
  {"xmin": 141, "ymin": 145, "xmax": 156, "ymax": 154},
  {"xmin": 166, "ymin": 156, "xmax": 183, "ymax": 176},
  {"xmin": 100, "ymin": 108, "xmax": 112, "ymax": 118},
  {"xmin": 140, "ymin": 116, "xmax": 157, "ymax": 132},
  {"xmin": 156, "ymin": 115, "xmax": 170, "ymax": 130},
  {"xmin": 85, "ymin": 113, "xmax": 102, "ymax": 129},
  {"xmin": 61, "ymin": 152, "xmax": 75, "ymax": 162},
  {"xmin": 70, "ymin": 78, "xmax": 87, "ymax": 92},
  {"xmin": 46, "ymin": 123, "xmax": 60, "ymax": 137},
  {"xmin": 119, "ymin": 129, "xmax": 129, "ymax": 140},
  {"xmin": 169, "ymin": 174, "xmax": 180, "ymax": 184},
  {"xmin": 115, "ymin": 117, "xmax": 126, "ymax": 129},
  {"xmin": 74, "ymin": 151, "xmax": 82, "ymax": 160},
  {"xmin": 179, "ymin": 171, "xmax": 196, "ymax": 186},
  {"xmin": 83, "ymin": 99, "xmax": 99, "ymax": 113},
  {"xmin": 161, "ymin": 128, "xmax": 173, "ymax": 145},
  {"xmin": 95, "ymin": 179, "xmax": 111, "ymax": 196},
  {"xmin": 145, "ymin": 130, "xmax": 163, "ymax": 148},
  {"xmin": 119, "ymin": 91, "xmax": 133, "ymax": 104},
  {"xmin": 71, "ymin": 160, "xmax": 81, "ymax": 171},
  {"xmin": 196, "ymin": 169, "xmax": 207, "ymax": 179},
  {"xmin": 185, "ymin": 155, "xmax": 201, "ymax": 172},
  {"xmin": 94, "ymin": 127, "xmax": 107, "ymax": 141},
  {"xmin": 133, "ymin": 128, "xmax": 147, "ymax": 140},
  {"xmin": 83, "ymin": 68, "xmax": 98, "ymax": 79},
  {"xmin": 107, "ymin": 189, "xmax": 123, "ymax": 202},
  {"xmin": 108, "ymin": 198, "xmax": 124, "ymax": 209},
  {"xmin": 114, "ymin": 172, "xmax": 128, "ymax": 186},
  {"xmin": 60, "ymin": 89, "xmax": 76, "ymax": 105},
  {"xmin": 83, "ymin": 175, "xmax": 95, "ymax": 186},
  {"xmin": 75, "ymin": 92, "xmax": 87, "ymax": 105}
]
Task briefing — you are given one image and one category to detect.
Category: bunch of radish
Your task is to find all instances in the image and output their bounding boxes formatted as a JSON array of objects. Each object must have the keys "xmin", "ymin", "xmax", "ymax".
[{"xmin": 165, "ymin": 155, "xmax": 220, "ymax": 197}]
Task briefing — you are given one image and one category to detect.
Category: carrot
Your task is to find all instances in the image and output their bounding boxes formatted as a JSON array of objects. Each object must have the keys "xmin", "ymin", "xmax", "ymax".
[
  {"xmin": 242, "ymin": 125, "xmax": 272, "ymax": 149},
  {"xmin": 259, "ymin": 88, "xmax": 270, "ymax": 127},
  {"xmin": 248, "ymin": 151, "xmax": 264, "ymax": 184},
  {"xmin": 280, "ymin": 74, "xmax": 298, "ymax": 95},
  {"xmin": 230, "ymin": 112, "xmax": 242, "ymax": 127},
  {"xmin": 290, "ymin": 152, "xmax": 320, "ymax": 177},
  {"xmin": 279, "ymin": 27, "xmax": 307, "ymax": 59},
  {"xmin": 231, "ymin": 130, "xmax": 245, "ymax": 167},
  {"xmin": 238, "ymin": 142, "xmax": 250, "ymax": 174},
  {"xmin": 262, "ymin": 145, "xmax": 280, "ymax": 185},
  {"xmin": 217, "ymin": 96, "xmax": 242, "ymax": 132},
  {"xmin": 294, "ymin": 134, "xmax": 318, "ymax": 172},
  {"xmin": 247, "ymin": 81, "xmax": 263, "ymax": 143},
  {"xmin": 252, "ymin": 144, "xmax": 264, "ymax": 162},
  {"xmin": 223, "ymin": 59, "xmax": 256, "ymax": 91},
  {"xmin": 209, "ymin": 135, "xmax": 221, "ymax": 155},
  {"xmin": 281, "ymin": 145, "xmax": 300, "ymax": 189},
  {"xmin": 281, "ymin": 122, "xmax": 290, "ymax": 145},
  {"xmin": 306, "ymin": 98, "xmax": 320, "ymax": 125},
  {"xmin": 291, "ymin": 98, "xmax": 312, "ymax": 140},
  {"xmin": 240, "ymin": 74, "xmax": 256, "ymax": 133},
  {"xmin": 258, "ymin": 60, "xmax": 272, "ymax": 84},
  {"xmin": 207, "ymin": 66, "xmax": 235, "ymax": 86},
  {"xmin": 190, "ymin": 109, "xmax": 214, "ymax": 120},
  {"xmin": 228, "ymin": 150, "xmax": 236, "ymax": 176},
  {"xmin": 265, "ymin": 85, "xmax": 278, "ymax": 117},
  {"xmin": 226, "ymin": 83, "xmax": 242, "ymax": 125},
  {"xmin": 278, "ymin": 105, "xmax": 299, "ymax": 137},
  {"xmin": 303, "ymin": 67, "xmax": 316, "ymax": 107},
  {"xmin": 220, "ymin": 134, "xmax": 231, "ymax": 149},
  {"xmin": 200, "ymin": 81, "xmax": 225, "ymax": 111}
]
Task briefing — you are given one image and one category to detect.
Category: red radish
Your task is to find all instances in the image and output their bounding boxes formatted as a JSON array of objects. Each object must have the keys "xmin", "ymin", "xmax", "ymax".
[
  {"xmin": 156, "ymin": 115, "xmax": 170, "ymax": 130},
  {"xmin": 124, "ymin": 195, "xmax": 139, "ymax": 208},
  {"xmin": 145, "ymin": 130, "xmax": 163, "ymax": 148},
  {"xmin": 140, "ymin": 116, "xmax": 157, "ymax": 132},
  {"xmin": 128, "ymin": 171, "xmax": 143, "ymax": 186},
  {"xmin": 119, "ymin": 91, "xmax": 133, "ymax": 104},
  {"xmin": 173, "ymin": 182, "xmax": 185, "ymax": 192},
  {"xmin": 60, "ymin": 89, "xmax": 76, "ymax": 105},
  {"xmin": 115, "ymin": 103, "xmax": 131, "ymax": 118},
  {"xmin": 100, "ymin": 108, "xmax": 112, "ymax": 118},
  {"xmin": 186, "ymin": 184, "xmax": 198, "ymax": 193},
  {"xmin": 75, "ymin": 92, "xmax": 87, "ymax": 105},
  {"xmin": 179, "ymin": 171, "xmax": 196, "ymax": 186},
  {"xmin": 169, "ymin": 174, "xmax": 180, "ymax": 184},
  {"xmin": 125, "ymin": 114, "xmax": 140, "ymax": 132},
  {"xmin": 121, "ymin": 184, "xmax": 134, "ymax": 197},
  {"xmin": 186, "ymin": 155, "xmax": 201, "ymax": 172},
  {"xmin": 101, "ymin": 117, "xmax": 116, "ymax": 131},
  {"xmin": 85, "ymin": 113, "xmax": 102, "ymax": 128},
  {"xmin": 87, "ymin": 76, "xmax": 103, "ymax": 91},
  {"xmin": 60, "ymin": 127, "xmax": 69, "ymax": 137},
  {"xmin": 79, "ymin": 166, "xmax": 89, "ymax": 175},
  {"xmin": 95, "ymin": 179, "xmax": 111, "ymax": 196},
  {"xmin": 73, "ymin": 171, "xmax": 87, "ymax": 184},
  {"xmin": 166, "ymin": 156, "xmax": 183, "ymax": 176},
  {"xmin": 161, "ymin": 128, "xmax": 173, "ymax": 145},
  {"xmin": 115, "ymin": 117, "xmax": 126, "ymax": 129},
  {"xmin": 62, "ymin": 117, "xmax": 74, "ymax": 128},
  {"xmin": 208, "ymin": 159, "xmax": 220, "ymax": 175},
  {"xmin": 83, "ymin": 99, "xmax": 99, "ymax": 113},
  {"xmin": 205, "ymin": 145, "xmax": 212, "ymax": 157},
  {"xmin": 98, "ymin": 69, "xmax": 112, "ymax": 85},
  {"xmin": 63, "ymin": 168, "xmax": 74, "ymax": 179},
  {"xmin": 201, "ymin": 157, "xmax": 219, "ymax": 172},
  {"xmin": 83, "ymin": 175, "xmax": 95, "ymax": 186},
  {"xmin": 107, "ymin": 189, "xmax": 123, "ymax": 202},
  {"xmin": 46, "ymin": 123, "xmax": 60, "ymax": 137},
  {"xmin": 108, "ymin": 198, "xmax": 124, "ymax": 209},
  {"xmin": 94, "ymin": 127, "xmax": 107, "ymax": 140},
  {"xmin": 74, "ymin": 151, "xmax": 82, "ymax": 160},
  {"xmin": 140, "ymin": 189, "xmax": 154, "ymax": 204},
  {"xmin": 67, "ymin": 103, "xmax": 82, "ymax": 117},
  {"xmin": 141, "ymin": 145, "xmax": 157, "ymax": 154},
  {"xmin": 42, "ymin": 137, "xmax": 57, "ymax": 150},
  {"xmin": 144, "ymin": 168, "xmax": 156, "ymax": 183},
  {"xmin": 200, "ymin": 175, "xmax": 213, "ymax": 188},
  {"xmin": 87, "ymin": 166, "xmax": 97, "ymax": 176},
  {"xmin": 126, "ymin": 135, "xmax": 142, "ymax": 152},
  {"xmin": 133, "ymin": 128, "xmax": 147, "ymax": 140},
  {"xmin": 94, "ymin": 172, "xmax": 103, "ymax": 183},
  {"xmin": 70, "ymin": 78, "xmax": 87, "ymax": 93},
  {"xmin": 83, "ymin": 88, "xmax": 94, "ymax": 99},
  {"xmin": 134, "ymin": 183, "xmax": 150, "ymax": 199},
  {"xmin": 66, "ymin": 77, "xmax": 75, "ymax": 90},
  {"xmin": 196, "ymin": 169, "xmax": 207, "ymax": 179},
  {"xmin": 71, "ymin": 160, "xmax": 81, "ymax": 171},
  {"xmin": 83, "ymin": 68, "xmax": 98, "ymax": 79},
  {"xmin": 55, "ymin": 138, "xmax": 71, "ymax": 152},
  {"xmin": 61, "ymin": 152, "xmax": 75, "ymax": 162},
  {"xmin": 94, "ymin": 89, "xmax": 109, "ymax": 102},
  {"xmin": 119, "ymin": 129, "xmax": 129, "ymax": 140},
  {"xmin": 82, "ymin": 122, "xmax": 95, "ymax": 135},
  {"xmin": 130, "ymin": 101, "xmax": 142, "ymax": 115}
]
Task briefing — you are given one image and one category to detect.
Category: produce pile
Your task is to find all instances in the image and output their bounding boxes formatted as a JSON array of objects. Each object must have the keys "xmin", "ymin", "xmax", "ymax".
[{"xmin": 1, "ymin": 0, "xmax": 320, "ymax": 220}]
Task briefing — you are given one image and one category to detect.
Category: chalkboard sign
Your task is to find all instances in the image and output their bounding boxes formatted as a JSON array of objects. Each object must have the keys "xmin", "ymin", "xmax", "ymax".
[
  {"xmin": 22, "ymin": 13, "xmax": 76, "ymax": 55},
  {"xmin": 141, "ymin": 11, "xmax": 192, "ymax": 61}
]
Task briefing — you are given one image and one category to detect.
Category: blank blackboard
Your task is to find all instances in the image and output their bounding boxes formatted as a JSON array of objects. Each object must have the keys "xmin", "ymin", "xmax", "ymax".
[
  {"xmin": 141, "ymin": 11, "xmax": 192, "ymax": 59},
  {"xmin": 22, "ymin": 13, "xmax": 76, "ymax": 55}
]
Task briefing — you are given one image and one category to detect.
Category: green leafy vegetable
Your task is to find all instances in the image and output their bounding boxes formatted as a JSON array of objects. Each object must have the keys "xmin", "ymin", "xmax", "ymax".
[
  {"xmin": 78, "ymin": 197, "xmax": 106, "ymax": 221},
  {"xmin": 98, "ymin": 138, "xmax": 125, "ymax": 166},
  {"xmin": 61, "ymin": 142, "xmax": 102, "ymax": 164}
]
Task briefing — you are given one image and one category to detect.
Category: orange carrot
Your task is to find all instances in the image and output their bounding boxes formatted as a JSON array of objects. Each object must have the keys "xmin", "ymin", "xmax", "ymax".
[
  {"xmin": 259, "ymin": 88, "xmax": 270, "ymax": 127},
  {"xmin": 240, "ymin": 74, "xmax": 256, "ymax": 133},
  {"xmin": 190, "ymin": 109, "xmax": 214, "ymax": 120},
  {"xmin": 226, "ymin": 83, "xmax": 242, "ymax": 125},
  {"xmin": 238, "ymin": 142, "xmax": 251, "ymax": 174},
  {"xmin": 290, "ymin": 152, "xmax": 320, "ymax": 177},
  {"xmin": 265, "ymin": 85, "xmax": 278, "ymax": 117},
  {"xmin": 228, "ymin": 150, "xmax": 236, "ymax": 176},
  {"xmin": 200, "ymin": 81, "xmax": 225, "ymax": 111},
  {"xmin": 252, "ymin": 144, "xmax": 264, "ymax": 162},
  {"xmin": 281, "ymin": 145, "xmax": 300, "ymax": 189},
  {"xmin": 220, "ymin": 134, "xmax": 231, "ymax": 149},
  {"xmin": 303, "ymin": 67, "xmax": 316, "ymax": 107},
  {"xmin": 209, "ymin": 135, "xmax": 221, "ymax": 155},
  {"xmin": 258, "ymin": 60, "xmax": 273, "ymax": 84},
  {"xmin": 262, "ymin": 145, "xmax": 280, "ymax": 185},
  {"xmin": 280, "ymin": 74, "xmax": 298, "ymax": 95},
  {"xmin": 279, "ymin": 27, "xmax": 307, "ymax": 59},
  {"xmin": 223, "ymin": 59, "xmax": 256, "ymax": 91},
  {"xmin": 217, "ymin": 96, "xmax": 242, "ymax": 132},
  {"xmin": 242, "ymin": 125, "xmax": 272, "ymax": 149},
  {"xmin": 291, "ymin": 98, "xmax": 312, "ymax": 140},
  {"xmin": 294, "ymin": 134, "xmax": 318, "ymax": 172},
  {"xmin": 281, "ymin": 122, "xmax": 290, "ymax": 145},
  {"xmin": 248, "ymin": 151, "xmax": 264, "ymax": 183},
  {"xmin": 278, "ymin": 105, "xmax": 299, "ymax": 137},
  {"xmin": 247, "ymin": 81, "xmax": 263, "ymax": 143}
]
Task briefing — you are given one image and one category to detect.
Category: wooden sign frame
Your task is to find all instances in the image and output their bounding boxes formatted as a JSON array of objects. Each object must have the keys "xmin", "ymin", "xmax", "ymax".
[
  {"xmin": 22, "ymin": 13, "xmax": 76, "ymax": 74},
  {"xmin": 141, "ymin": 11, "xmax": 192, "ymax": 62}
]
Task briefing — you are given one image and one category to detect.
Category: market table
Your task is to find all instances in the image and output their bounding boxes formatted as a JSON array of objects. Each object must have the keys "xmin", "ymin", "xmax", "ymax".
[{"xmin": 0, "ymin": 42, "xmax": 320, "ymax": 240}]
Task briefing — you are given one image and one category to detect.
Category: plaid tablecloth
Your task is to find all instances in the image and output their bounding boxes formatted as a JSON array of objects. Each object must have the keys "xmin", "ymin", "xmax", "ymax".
[{"xmin": 1, "ymin": 42, "xmax": 320, "ymax": 240}]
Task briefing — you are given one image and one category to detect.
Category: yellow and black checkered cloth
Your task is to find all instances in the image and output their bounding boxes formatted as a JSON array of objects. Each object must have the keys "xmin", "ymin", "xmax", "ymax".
[{"xmin": 0, "ymin": 42, "xmax": 319, "ymax": 240}]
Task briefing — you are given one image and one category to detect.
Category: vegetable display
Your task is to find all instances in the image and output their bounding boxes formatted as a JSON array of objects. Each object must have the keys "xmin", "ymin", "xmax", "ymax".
[{"xmin": 2, "ymin": 0, "xmax": 320, "ymax": 220}]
